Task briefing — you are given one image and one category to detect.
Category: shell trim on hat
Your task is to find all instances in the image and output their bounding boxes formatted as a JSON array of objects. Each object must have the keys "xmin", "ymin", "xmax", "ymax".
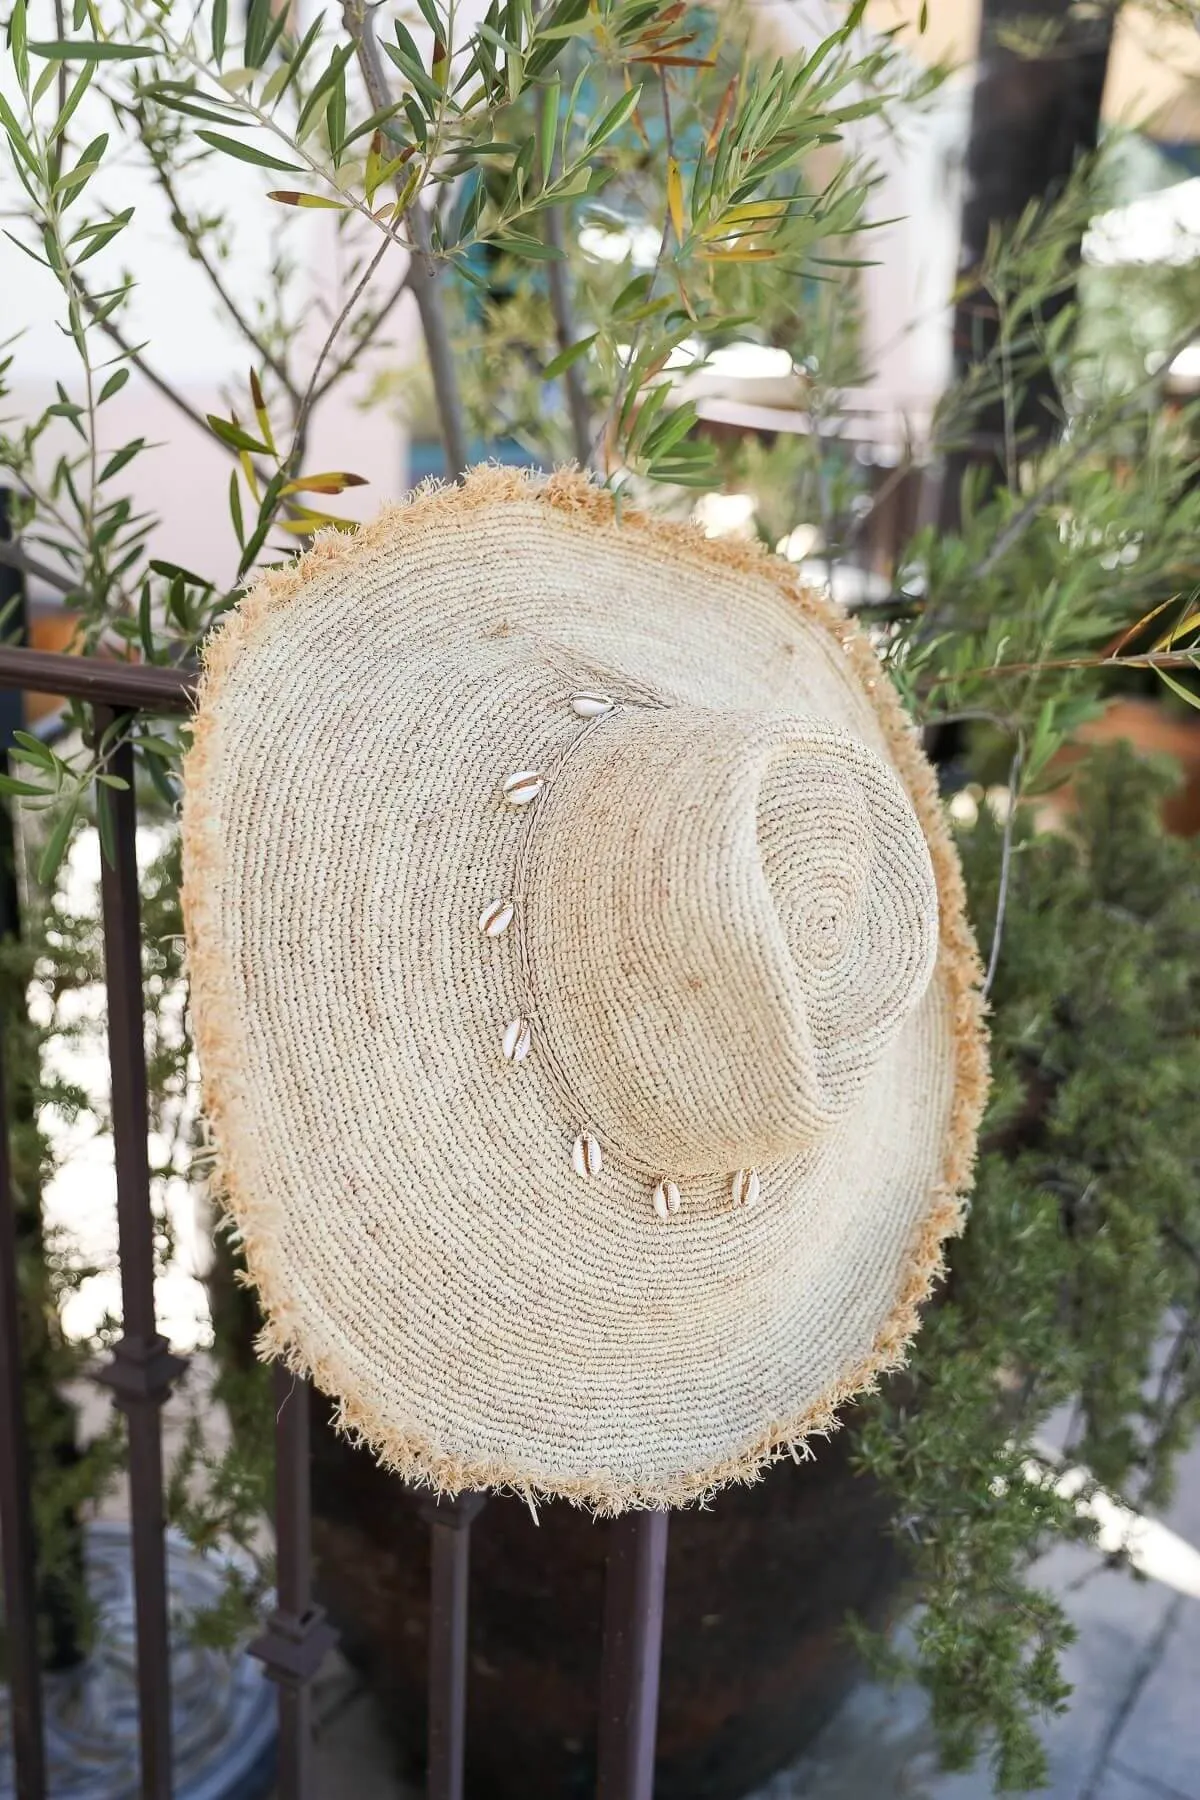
[{"xmin": 181, "ymin": 465, "xmax": 990, "ymax": 1516}]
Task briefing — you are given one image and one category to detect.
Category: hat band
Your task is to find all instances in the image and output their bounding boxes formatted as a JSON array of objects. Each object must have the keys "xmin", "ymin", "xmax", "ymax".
[{"xmin": 481, "ymin": 678, "xmax": 739, "ymax": 1222}]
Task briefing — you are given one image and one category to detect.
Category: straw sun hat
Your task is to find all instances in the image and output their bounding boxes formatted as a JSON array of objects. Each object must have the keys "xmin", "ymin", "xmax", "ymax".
[{"xmin": 182, "ymin": 467, "xmax": 988, "ymax": 1512}]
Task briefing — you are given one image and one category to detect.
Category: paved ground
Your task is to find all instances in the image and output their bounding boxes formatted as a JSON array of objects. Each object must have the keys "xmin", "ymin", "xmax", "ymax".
[
  {"xmin": 304, "ymin": 1435, "xmax": 1200, "ymax": 1800},
  {"xmin": 758, "ymin": 1541, "xmax": 1198, "ymax": 1800}
]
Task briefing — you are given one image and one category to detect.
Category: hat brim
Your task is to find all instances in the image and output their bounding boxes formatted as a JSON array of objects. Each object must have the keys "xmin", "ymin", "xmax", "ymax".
[{"xmin": 182, "ymin": 468, "xmax": 988, "ymax": 1513}]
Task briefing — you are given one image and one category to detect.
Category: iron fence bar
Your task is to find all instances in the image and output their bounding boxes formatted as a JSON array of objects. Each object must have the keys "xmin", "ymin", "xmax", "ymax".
[
  {"xmin": 249, "ymin": 1368, "xmax": 336, "ymax": 1800},
  {"xmin": 420, "ymin": 1493, "xmax": 486, "ymax": 1800},
  {"xmin": 92, "ymin": 710, "xmax": 187, "ymax": 1800},
  {"xmin": 596, "ymin": 1511, "xmax": 670, "ymax": 1800},
  {"xmin": 0, "ymin": 1029, "xmax": 48, "ymax": 1800},
  {"xmin": 0, "ymin": 646, "xmax": 195, "ymax": 711}
]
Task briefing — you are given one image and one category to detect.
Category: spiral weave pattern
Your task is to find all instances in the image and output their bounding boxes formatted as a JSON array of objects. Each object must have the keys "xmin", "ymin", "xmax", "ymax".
[
  {"xmin": 181, "ymin": 467, "xmax": 989, "ymax": 1512},
  {"xmin": 528, "ymin": 706, "xmax": 939, "ymax": 1180}
]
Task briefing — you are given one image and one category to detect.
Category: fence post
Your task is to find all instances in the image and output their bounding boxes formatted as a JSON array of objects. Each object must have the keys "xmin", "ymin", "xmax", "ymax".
[
  {"xmin": 249, "ymin": 1367, "xmax": 337, "ymax": 1800},
  {"xmin": 596, "ymin": 1511, "xmax": 670, "ymax": 1800},
  {"xmin": 0, "ymin": 1016, "xmax": 48, "ymax": 1796},
  {"xmin": 421, "ymin": 1491, "xmax": 486, "ymax": 1800},
  {"xmin": 93, "ymin": 709, "xmax": 187, "ymax": 1800},
  {"xmin": 0, "ymin": 648, "xmax": 193, "ymax": 1800}
]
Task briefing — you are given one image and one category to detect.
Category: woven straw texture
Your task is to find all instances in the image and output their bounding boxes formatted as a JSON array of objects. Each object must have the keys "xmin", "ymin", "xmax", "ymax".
[{"xmin": 182, "ymin": 467, "xmax": 989, "ymax": 1513}]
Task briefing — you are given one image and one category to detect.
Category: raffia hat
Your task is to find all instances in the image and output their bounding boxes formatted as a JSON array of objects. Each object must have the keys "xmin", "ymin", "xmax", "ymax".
[{"xmin": 182, "ymin": 467, "xmax": 988, "ymax": 1512}]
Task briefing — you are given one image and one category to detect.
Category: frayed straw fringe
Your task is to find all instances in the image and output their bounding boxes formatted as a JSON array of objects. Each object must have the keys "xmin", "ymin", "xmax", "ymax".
[{"xmin": 181, "ymin": 464, "xmax": 990, "ymax": 1516}]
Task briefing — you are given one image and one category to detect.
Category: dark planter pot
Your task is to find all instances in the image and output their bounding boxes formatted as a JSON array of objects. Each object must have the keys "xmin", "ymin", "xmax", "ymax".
[{"xmin": 310, "ymin": 1401, "xmax": 906, "ymax": 1800}]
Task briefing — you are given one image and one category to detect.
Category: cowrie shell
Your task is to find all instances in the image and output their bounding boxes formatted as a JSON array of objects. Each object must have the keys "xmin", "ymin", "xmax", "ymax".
[
  {"xmin": 653, "ymin": 1179, "xmax": 681, "ymax": 1222},
  {"xmin": 570, "ymin": 690, "xmax": 615, "ymax": 718},
  {"xmin": 572, "ymin": 1132, "xmax": 602, "ymax": 1177},
  {"xmin": 503, "ymin": 770, "xmax": 543, "ymax": 805},
  {"xmin": 479, "ymin": 900, "xmax": 514, "ymax": 938},
  {"xmin": 731, "ymin": 1168, "xmax": 760, "ymax": 1209},
  {"xmin": 502, "ymin": 1018, "xmax": 531, "ymax": 1063}
]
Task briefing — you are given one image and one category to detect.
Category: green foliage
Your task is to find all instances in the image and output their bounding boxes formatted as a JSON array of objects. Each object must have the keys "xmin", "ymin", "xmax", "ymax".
[
  {"xmin": 164, "ymin": 1360, "xmax": 275, "ymax": 1646},
  {"xmin": 855, "ymin": 747, "xmax": 1200, "ymax": 1789},
  {"xmin": 0, "ymin": 826, "xmax": 125, "ymax": 1674}
]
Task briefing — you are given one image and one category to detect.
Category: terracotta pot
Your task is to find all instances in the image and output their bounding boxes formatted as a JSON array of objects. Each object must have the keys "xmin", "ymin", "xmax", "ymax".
[
  {"xmin": 310, "ymin": 1402, "xmax": 906, "ymax": 1800},
  {"xmin": 1043, "ymin": 698, "xmax": 1200, "ymax": 837},
  {"xmin": 24, "ymin": 600, "xmax": 83, "ymax": 723}
]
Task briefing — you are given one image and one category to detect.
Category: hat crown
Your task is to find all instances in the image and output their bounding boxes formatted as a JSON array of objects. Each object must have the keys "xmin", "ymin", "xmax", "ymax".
[{"xmin": 528, "ymin": 706, "xmax": 939, "ymax": 1179}]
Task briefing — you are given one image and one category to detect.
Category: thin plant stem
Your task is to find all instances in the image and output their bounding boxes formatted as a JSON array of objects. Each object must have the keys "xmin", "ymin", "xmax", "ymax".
[
  {"xmin": 919, "ymin": 706, "xmax": 1017, "ymax": 733},
  {"xmin": 341, "ymin": 0, "xmax": 468, "ymax": 478},
  {"xmin": 940, "ymin": 647, "xmax": 1199, "ymax": 686},
  {"xmin": 982, "ymin": 738, "xmax": 1023, "ymax": 1003},
  {"xmin": 406, "ymin": 208, "xmax": 470, "ymax": 477},
  {"xmin": 26, "ymin": 102, "xmax": 106, "ymax": 608},
  {"xmin": 998, "ymin": 294, "xmax": 1018, "ymax": 496},
  {"xmin": 314, "ymin": 271, "xmax": 413, "ymax": 402},
  {"xmin": 50, "ymin": 0, "xmax": 66, "ymax": 185},
  {"xmin": 545, "ymin": 205, "xmax": 593, "ymax": 469},
  {"xmin": 531, "ymin": 0, "xmax": 592, "ymax": 471},
  {"xmin": 598, "ymin": 69, "xmax": 676, "ymax": 472}
]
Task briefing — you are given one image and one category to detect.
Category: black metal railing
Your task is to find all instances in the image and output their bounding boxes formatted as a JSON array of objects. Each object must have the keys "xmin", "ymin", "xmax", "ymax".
[{"xmin": 0, "ymin": 642, "xmax": 670, "ymax": 1800}]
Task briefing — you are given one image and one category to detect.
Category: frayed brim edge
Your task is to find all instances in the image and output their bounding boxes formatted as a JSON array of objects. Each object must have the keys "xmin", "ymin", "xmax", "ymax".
[{"xmin": 180, "ymin": 463, "xmax": 991, "ymax": 1517}]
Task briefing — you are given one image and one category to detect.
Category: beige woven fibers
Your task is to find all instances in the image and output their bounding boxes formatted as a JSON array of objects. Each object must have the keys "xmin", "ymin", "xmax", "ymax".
[{"xmin": 181, "ymin": 467, "xmax": 989, "ymax": 1513}]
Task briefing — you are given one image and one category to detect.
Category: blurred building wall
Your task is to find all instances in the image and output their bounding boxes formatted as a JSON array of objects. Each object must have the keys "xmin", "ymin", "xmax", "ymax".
[{"xmin": 0, "ymin": 54, "xmax": 411, "ymax": 597}]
